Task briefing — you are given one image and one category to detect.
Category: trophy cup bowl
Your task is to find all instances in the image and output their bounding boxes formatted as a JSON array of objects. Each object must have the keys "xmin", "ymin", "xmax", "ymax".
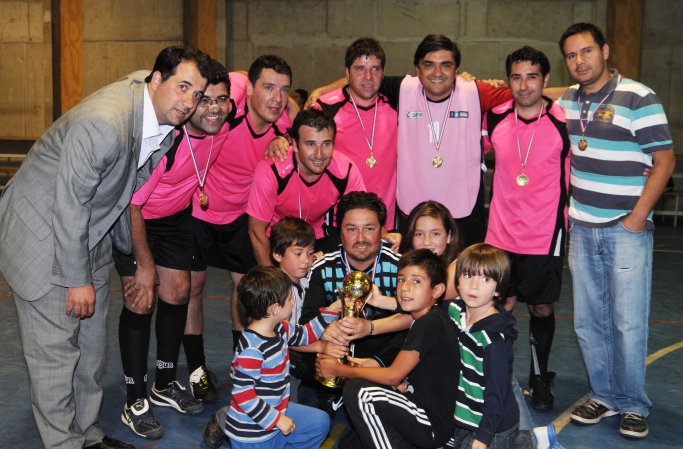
[{"xmin": 315, "ymin": 271, "xmax": 372, "ymax": 389}]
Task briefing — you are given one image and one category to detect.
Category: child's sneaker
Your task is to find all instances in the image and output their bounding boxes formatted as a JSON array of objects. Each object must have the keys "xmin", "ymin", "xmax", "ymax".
[
  {"xmin": 203, "ymin": 413, "xmax": 226, "ymax": 449},
  {"xmin": 533, "ymin": 424, "xmax": 566, "ymax": 449}
]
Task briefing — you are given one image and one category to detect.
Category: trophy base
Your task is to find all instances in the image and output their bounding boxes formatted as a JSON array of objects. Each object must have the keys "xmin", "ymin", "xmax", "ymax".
[{"xmin": 314, "ymin": 373, "xmax": 346, "ymax": 389}]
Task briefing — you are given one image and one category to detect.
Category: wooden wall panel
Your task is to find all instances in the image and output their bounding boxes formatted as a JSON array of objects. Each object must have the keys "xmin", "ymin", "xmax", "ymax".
[
  {"xmin": 83, "ymin": 40, "xmax": 182, "ymax": 96},
  {"xmin": 607, "ymin": 0, "xmax": 643, "ymax": 80},
  {"xmin": 0, "ymin": 0, "xmax": 51, "ymax": 139},
  {"xmin": 187, "ymin": 0, "xmax": 217, "ymax": 57},
  {"xmin": 59, "ymin": 0, "xmax": 83, "ymax": 113}
]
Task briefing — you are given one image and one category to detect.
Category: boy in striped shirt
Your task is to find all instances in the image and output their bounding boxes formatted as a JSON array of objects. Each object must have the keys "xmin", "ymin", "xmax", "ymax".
[
  {"xmin": 202, "ymin": 266, "xmax": 338, "ymax": 448},
  {"xmin": 448, "ymin": 244, "xmax": 519, "ymax": 449}
]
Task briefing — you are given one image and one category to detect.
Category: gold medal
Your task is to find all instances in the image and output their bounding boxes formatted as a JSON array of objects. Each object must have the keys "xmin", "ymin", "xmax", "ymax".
[
  {"xmin": 516, "ymin": 173, "xmax": 529, "ymax": 187},
  {"xmin": 366, "ymin": 155, "xmax": 377, "ymax": 168},
  {"xmin": 432, "ymin": 155, "xmax": 443, "ymax": 168},
  {"xmin": 200, "ymin": 191, "xmax": 209, "ymax": 210},
  {"xmin": 578, "ymin": 138, "xmax": 588, "ymax": 151}
]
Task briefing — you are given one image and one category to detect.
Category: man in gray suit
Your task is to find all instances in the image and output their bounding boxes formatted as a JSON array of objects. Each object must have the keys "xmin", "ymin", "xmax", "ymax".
[{"xmin": 0, "ymin": 46, "xmax": 211, "ymax": 449}]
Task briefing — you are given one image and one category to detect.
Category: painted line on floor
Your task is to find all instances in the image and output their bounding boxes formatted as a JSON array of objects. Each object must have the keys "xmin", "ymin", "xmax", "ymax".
[
  {"xmin": 646, "ymin": 340, "xmax": 683, "ymax": 364},
  {"xmin": 320, "ymin": 423, "xmax": 346, "ymax": 449},
  {"xmin": 554, "ymin": 339, "xmax": 683, "ymax": 433}
]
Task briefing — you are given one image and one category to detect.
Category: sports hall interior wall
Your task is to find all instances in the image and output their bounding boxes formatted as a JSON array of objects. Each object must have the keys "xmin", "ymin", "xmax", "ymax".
[{"xmin": 0, "ymin": 0, "xmax": 680, "ymax": 154}]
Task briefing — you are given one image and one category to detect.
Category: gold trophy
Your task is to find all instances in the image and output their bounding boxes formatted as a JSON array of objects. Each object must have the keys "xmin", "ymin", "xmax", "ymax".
[{"xmin": 315, "ymin": 271, "xmax": 373, "ymax": 388}]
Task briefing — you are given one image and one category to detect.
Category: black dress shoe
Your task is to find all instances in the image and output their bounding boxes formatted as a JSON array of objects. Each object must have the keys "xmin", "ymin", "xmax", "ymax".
[{"xmin": 84, "ymin": 436, "xmax": 137, "ymax": 449}]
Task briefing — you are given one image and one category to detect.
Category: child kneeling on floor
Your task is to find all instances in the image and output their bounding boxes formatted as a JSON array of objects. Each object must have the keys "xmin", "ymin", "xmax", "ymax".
[
  {"xmin": 316, "ymin": 249, "xmax": 460, "ymax": 448},
  {"xmin": 203, "ymin": 266, "xmax": 339, "ymax": 449}
]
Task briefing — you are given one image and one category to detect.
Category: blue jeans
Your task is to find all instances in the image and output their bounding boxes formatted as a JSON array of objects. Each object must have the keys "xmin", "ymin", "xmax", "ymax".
[
  {"xmin": 568, "ymin": 220, "xmax": 653, "ymax": 416},
  {"xmin": 228, "ymin": 402, "xmax": 330, "ymax": 449}
]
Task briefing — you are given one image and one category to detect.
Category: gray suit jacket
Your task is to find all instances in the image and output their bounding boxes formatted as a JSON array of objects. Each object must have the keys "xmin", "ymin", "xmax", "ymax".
[{"xmin": 0, "ymin": 71, "xmax": 170, "ymax": 301}]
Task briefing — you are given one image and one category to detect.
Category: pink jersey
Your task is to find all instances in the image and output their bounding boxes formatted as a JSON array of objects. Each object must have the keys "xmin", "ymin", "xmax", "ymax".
[
  {"xmin": 316, "ymin": 87, "xmax": 398, "ymax": 227},
  {"xmin": 132, "ymin": 128, "xmax": 226, "ymax": 219},
  {"xmin": 483, "ymin": 99, "xmax": 570, "ymax": 255},
  {"xmin": 247, "ymin": 150, "xmax": 366, "ymax": 238},
  {"xmin": 396, "ymin": 75, "xmax": 511, "ymax": 218},
  {"xmin": 192, "ymin": 72, "xmax": 292, "ymax": 225}
]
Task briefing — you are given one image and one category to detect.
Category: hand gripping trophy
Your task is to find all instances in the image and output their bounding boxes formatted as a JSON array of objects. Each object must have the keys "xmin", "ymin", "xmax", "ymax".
[{"xmin": 315, "ymin": 271, "xmax": 373, "ymax": 388}]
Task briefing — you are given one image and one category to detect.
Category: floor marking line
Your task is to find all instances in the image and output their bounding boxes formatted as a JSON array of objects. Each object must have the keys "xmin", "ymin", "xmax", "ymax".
[
  {"xmin": 320, "ymin": 423, "xmax": 346, "ymax": 449},
  {"xmin": 553, "ymin": 340, "xmax": 683, "ymax": 434},
  {"xmin": 646, "ymin": 340, "xmax": 683, "ymax": 365}
]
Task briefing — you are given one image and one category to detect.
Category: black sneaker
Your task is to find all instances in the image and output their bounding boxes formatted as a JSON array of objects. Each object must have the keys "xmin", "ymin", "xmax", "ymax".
[
  {"xmin": 203, "ymin": 414, "xmax": 226, "ymax": 449},
  {"xmin": 620, "ymin": 412, "xmax": 649, "ymax": 438},
  {"xmin": 189, "ymin": 366, "xmax": 218, "ymax": 403},
  {"xmin": 570, "ymin": 399, "xmax": 618, "ymax": 424},
  {"xmin": 530, "ymin": 372, "xmax": 555, "ymax": 411},
  {"xmin": 150, "ymin": 380, "xmax": 204, "ymax": 414},
  {"xmin": 121, "ymin": 398, "xmax": 164, "ymax": 439}
]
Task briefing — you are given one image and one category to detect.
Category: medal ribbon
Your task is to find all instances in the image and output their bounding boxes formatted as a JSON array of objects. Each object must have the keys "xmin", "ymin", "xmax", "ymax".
[
  {"xmin": 341, "ymin": 246, "xmax": 380, "ymax": 286},
  {"xmin": 349, "ymin": 89, "xmax": 378, "ymax": 154},
  {"xmin": 514, "ymin": 102, "xmax": 545, "ymax": 172},
  {"xmin": 422, "ymin": 85, "xmax": 455, "ymax": 153},
  {"xmin": 183, "ymin": 125, "xmax": 213, "ymax": 191},
  {"xmin": 577, "ymin": 74, "xmax": 621, "ymax": 137}
]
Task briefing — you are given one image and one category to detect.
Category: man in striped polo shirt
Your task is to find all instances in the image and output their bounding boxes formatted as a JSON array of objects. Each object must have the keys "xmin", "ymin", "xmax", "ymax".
[{"xmin": 558, "ymin": 23, "xmax": 675, "ymax": 439}]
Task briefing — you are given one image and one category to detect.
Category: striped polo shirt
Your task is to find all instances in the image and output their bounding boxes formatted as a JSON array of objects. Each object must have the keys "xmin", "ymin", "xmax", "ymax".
[{"xmin": 558, "ymin": 69, "xmax": 673, "ymax": 226}]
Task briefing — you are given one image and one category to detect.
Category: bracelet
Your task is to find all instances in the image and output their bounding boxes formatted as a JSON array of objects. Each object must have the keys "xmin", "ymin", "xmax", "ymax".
[{"xmin": 369, "ymin": 320, "xmax": 375, "ymax": 335}]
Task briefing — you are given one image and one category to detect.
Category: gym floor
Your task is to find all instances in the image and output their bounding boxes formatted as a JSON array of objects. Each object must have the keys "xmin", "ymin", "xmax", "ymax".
[{"xmin": 1, "ymin": 224, "xmax": 681, "ymax": 449}]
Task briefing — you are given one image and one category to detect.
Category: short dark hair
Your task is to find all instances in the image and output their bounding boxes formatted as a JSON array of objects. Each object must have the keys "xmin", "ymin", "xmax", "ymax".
[
  {"xmin": 413, "ymin": 34, "xmax": 461, "ymax": 67},
  {"xmin": 345, "ymin": 37, "xmax": 386, "ymax": 69},
  {"xmin": 144, "ymin": 46, "xmax": 212, "ymax": 84},
  {"xmin": 248, "ymin": 55, "xmax": 292, "ymax": 86},
  {"xmin": 207, "ymin": 59, "xmax": 231, "ymax": 97},
  {"xmin": 294, "ymin": 88, "xmax": 308, "ymax": 102},
  {"xmin": 336, "ymin": 191, "xmax": 387, "ymax": 229},
  {"xmin": 456, "ymin": 243, "xmax": 510, "ymax": 304},
  {"xmin": 399, "ymin": 201, "xmax": 462, "ymax": 265},
  {"xmin": 505, "ymin": 46, "xmax": 551, "ymax": 78},
  {"xmin": 559, "ymin": 22, "xmax": 607, "ymax": 55},
  {"xmin": 270, "ymin": 217, "xmax": 316, "ymax": 261},
  {"xmin": 290, "ymin": 109, "xmax": 337, "ymax": 144},
  {"xmin": 398, "ymin": 249, "xmax": 447, "ymax": 291},
  {"xmin": 237, "ymin": 266, "xmax": 291, "ymax": 322}
]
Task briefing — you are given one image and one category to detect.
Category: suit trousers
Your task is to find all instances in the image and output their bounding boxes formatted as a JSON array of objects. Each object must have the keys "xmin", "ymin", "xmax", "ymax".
[{"xmin": 13, "ymin": 260, "xmax": 113, "ymax": 449}]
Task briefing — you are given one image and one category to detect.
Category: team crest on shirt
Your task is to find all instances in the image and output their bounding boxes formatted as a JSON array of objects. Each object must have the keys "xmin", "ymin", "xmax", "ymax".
[
  {"xmin": 594, "ymin": 105, "xmax": 615, "ymax": 124},
  {"xmin": 450, "ymin": 111, "xmax": 469, "ymax": 118},
  {"xmin": 406, "ymin": 111, "xmax": 423, "ymax": 119}
]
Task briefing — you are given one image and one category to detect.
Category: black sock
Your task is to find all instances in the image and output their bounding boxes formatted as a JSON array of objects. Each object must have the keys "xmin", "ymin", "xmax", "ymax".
[
  {"xmin": 155, "ymin": 298, "xmax": 188, "ymax": 389},
  {"xmin": 119, "ymin": 307, "xmax": 153, "ymax": 405},
  {"xmin": 530, "ymin": 313, "xmax": 555, "ymax": 378},
  {"xmin": 183, "ymin": 334, "xmax": 206, "ymax": 374}
]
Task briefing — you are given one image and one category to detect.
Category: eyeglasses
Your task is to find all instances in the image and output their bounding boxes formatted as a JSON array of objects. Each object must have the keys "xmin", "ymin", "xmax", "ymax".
[{"xmin": 198, "ymin": 95, "xmax": 229, "ymax": 107}]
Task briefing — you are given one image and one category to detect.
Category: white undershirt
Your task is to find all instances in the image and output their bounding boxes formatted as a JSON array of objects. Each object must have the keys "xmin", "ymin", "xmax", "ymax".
[{"xmin": 139, "ymin": 84, "xmax": 174, "ymax": 168}]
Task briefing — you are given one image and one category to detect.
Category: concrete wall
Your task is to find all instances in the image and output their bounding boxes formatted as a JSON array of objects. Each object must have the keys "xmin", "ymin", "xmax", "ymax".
[
  {"xmin": 225, "ymin": 0, "xmax": 608, "ymax": 91},
  {"xmin": 0, "ymin": 0, "xmax": 52, "ymax": 139},
  {"xmin": 641, "ymin": 0, "xmax": 683, "ymax": 152},
  {"xmin": 82, "ymin": 0, "xmax": 183, "ymax": 96},
  {"xmin": 225, "ymin": 0, "xmax": 679, "ymax": 154},
  {"xmin": 0, "ymin": 0, "xmax": 680, "ymax": 152}
]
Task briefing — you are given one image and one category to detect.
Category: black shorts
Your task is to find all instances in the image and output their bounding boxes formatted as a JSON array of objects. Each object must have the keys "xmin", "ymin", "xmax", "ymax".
[
  {"xmin": 113, "ymin": 206, "xmax": 194, "ymax": 277},
  {"xmin": 191, "ymin": 213, "xmax": 256, "ymax": 273},
  {"xmin": 505, "ymin": 252, "xmax": 563, "ymax": 305}
]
